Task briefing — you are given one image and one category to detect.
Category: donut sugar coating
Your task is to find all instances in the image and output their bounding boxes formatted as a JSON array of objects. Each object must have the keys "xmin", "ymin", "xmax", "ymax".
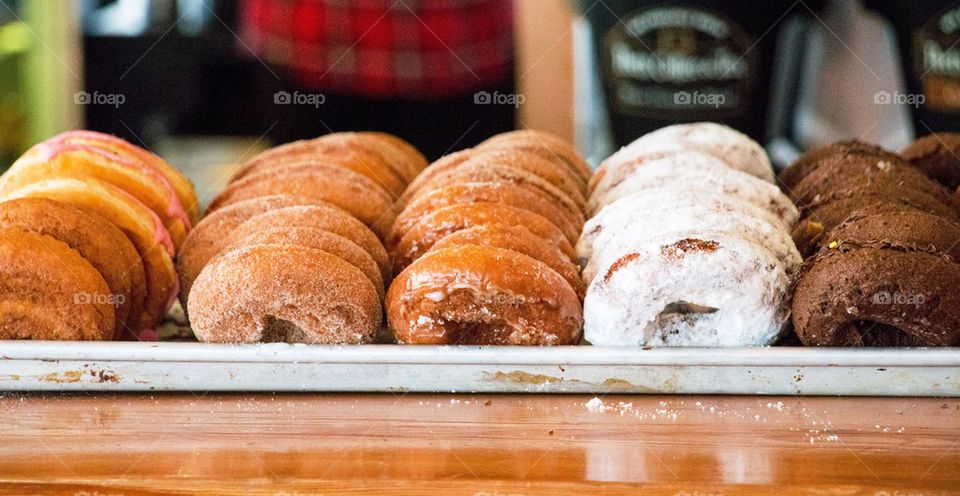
[
  {"xmin": 388, "ymin": 181, "xmax": 582, "ymax": 248},
  {"xmin": 2, "ymin": 176, "xmax": 177, "ymax": 332},
  {"xmin": 583, "ymin": 232, "xmax": 791, "ymax": 347},
  {"xmin": 386, "ymin": 244, "xmax": 582, "ymax": 345},
  {"xmin": 0, "ymin": 198, "xmax": 146, "ymax": 337},
  {"xmin": 0, "ymin": 227, "xmax": 115, "ymax": 340},
  {"xmin": 1, "ymin": 141, "xmax": 191, "ymax": 249},
  {"xmin": 593, "ymin": 122, "xmax": 774, "ymax": 193},
  {"xmin": 778, "ymin": 139, "xmax": 901, "ymax": 191},
  {"xmin": 353, "ymin": 132, "xmax": 429, "ymax": 177},
  {"xmin": 234, "ymin": 151, "xmax": 407, "ymax": 198},
  {"xmin": 230, "ymin": 205, "xmax": 389, "ymax": 279},
  {"xmin": 315, "ymin": 132, "xmax": 424, "ymax": 184},
  {"xmin": 224, "ymin": 226, "xmax": 385, "ymax": 302},
  {"xmin": 205, "ymin": 162, "xmax": 396, "ymax": 239},
  {"xmin": 189, "ymin": 244, "xmax": 381, "ymax": 344},
  {"xmin": 901, "ymin": 133, "xmax": 960, "ymax": 189},
  {"xmin": 428, "ymin": 224, "xmax": 585, "ymax": 300},
  {"xmin": 477, "ymin": 130, "xmax": 592, "ymax": 186},
  {"xmin": 177, "ymin": 194, "xmax": 336, "ymax": 308},
  {"xmin": 792, "ymin": 247, "xmax": 960, "ymax": 346},
  {"xmin": 588, "ymin": 150, "xmax": 800, "ymax": 224},
  {"xmin": 391, "ymin": 202, "xmax": 576, "ymax": 275}
]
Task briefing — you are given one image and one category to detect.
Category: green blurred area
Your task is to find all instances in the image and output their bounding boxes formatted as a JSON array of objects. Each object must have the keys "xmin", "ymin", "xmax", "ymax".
[{"xmin": 0, "ymin": 17, "xmax": 30, "ymax": 168}]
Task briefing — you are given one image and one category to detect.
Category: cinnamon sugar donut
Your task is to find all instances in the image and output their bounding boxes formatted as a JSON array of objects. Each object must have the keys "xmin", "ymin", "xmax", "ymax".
[
  {"xmin": 0, "ymin": 198, "xmax": 146, "ymax": 337},
  {"xmin": 391, "ymin": 203, "xmax": 576, "ymax": 274},
  {"xmin": 189, "ymin": 244, "xmax": 381, "ymax": 344},
  {"xmin": 206, "ymin": 162, "xmax": 396, "ymax": 239},
  {"xmin": 0, "ymin": 227, "xmax": 114, "ymax": 340},
  {"xmin": 235, "ymin": 152, "xmax": 407, "ymax": 198},
  {"xmin": 386, "ymin": 245, "xmax": 582, "ymax": 345},
  {"xmin": 3, "ymin": 177, "xmax": 177, "ymax": 331},
  {"xmin": 316, "ymin": 132, "xmax": 423, "ymax": 184},
  {"xmin": 478, "ymin": 129, "xmax": 592, "ymax": 185},
  {"xmin": 356, "ymin": 132, "xmax": 429, "ymax": 177},
  {"xmin": 429, "ymin": 224, "xmax": 585, "ymax": 300},
  {"xmin": 224, "ymin": 226, "xmax": 385, "ymax": 301},
  {"xmin": 388, "ymin": 181, "xmax": 582, "ymax": 248}
]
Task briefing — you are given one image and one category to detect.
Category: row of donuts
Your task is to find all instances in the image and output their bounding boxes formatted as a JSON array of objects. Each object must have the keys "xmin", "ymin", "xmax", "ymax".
[
  {"xmin": 785, "ymin": 135, "xmax": 960, "ymax": 346},
  {"xmin": 179, "ymin": 132, "xmax": 428, "ymax": 344},
  {"xmin": 576, "ymin": 123, "xmax": 802, "ymax": 347},
  {"xmin": 385, "ymin": 131, "xmax": 592, "ymax": 345},
  {"xmin": 0, "ymin": 131, "xmax": 199, "ymax": 340}
]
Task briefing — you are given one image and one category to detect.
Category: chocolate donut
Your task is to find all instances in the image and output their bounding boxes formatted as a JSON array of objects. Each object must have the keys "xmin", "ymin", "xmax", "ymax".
[
  {"xmin": 902, "ymin": 133, "xmax": 960, "ymax": 189},
  {"xmin": 386, "ymin": 245, "xmax": 582, "ymax": 345},
  {"xmin": 779, "ymin": 140, "xmax": 901, "ymax": 191}
]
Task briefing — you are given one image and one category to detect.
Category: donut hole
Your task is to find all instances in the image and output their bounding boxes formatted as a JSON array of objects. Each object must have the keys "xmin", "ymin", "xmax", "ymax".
[
  {"xmin": 260, "ymin": 315, "xmax": 309, "ymax": 344},
  {"xmin": 653, "ymin": 301, "xmax": 720, "ymax": 341},
  {"xmin": 841, "ymin": 321, "xmax": 922, "ymax": 347}
]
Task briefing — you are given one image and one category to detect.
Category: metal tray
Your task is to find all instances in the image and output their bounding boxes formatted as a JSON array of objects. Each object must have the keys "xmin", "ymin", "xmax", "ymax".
[{"xmin": 1, "ymin": 341, "xmax": 957, "ymax": 396}]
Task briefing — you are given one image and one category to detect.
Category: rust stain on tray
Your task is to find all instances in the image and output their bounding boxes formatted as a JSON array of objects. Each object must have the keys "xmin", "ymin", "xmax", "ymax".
[
  {"xmin": 40, "ymin": 369, "xmax": 120, "ymax": 384},
  {"xmin": 484, "ymin": 370, "xmax": 653, "ymax": 391}
]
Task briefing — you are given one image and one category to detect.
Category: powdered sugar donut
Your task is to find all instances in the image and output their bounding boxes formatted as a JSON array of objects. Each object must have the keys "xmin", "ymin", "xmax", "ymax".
[{"xmin": 584, "ymin": 232, "xmax": 791, "ymax": 346}]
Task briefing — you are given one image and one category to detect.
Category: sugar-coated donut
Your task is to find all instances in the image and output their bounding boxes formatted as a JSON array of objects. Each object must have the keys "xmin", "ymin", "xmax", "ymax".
[
  {"xmin": 3, "ymin": 177, "xmax": 177, "ymax": 331},
  {"xmin": 479, "ymin": 129, "xmax": 592, "ymax": 184},
  {"xmin": 0, "ymin": 227, "xmax": 114, "ymax": 340},
  {"xmin": 429, "ymin": 224, "xmax": 585, "ymax": 300},
  {"xmin": 189, "ymin": 244, "xmax": 381, "ymax": 344},
  {"xmin": 388, "ymin": 181, "xmax": 582, "ymax": 248},
  {"xmin": 902, "ymin": 133, "xmax": 960, "ymax": 189},
  {"xmin": 235, "ymin": 152, "xmax": 407, "ymax": 198},
  {"xmin": 0, "ymin": 198, "xmax": 145, "ymax": 337},
  {"xmin": 387, "ymin": 245, "xmax": 582, "ymax": 345},
  {"xmin": 316, "ymin": 132, "xmax": 423, "ymax": 184},
  {"xmin": 224, "ymin": 226, "xmax": 385, "ymax": 301},
  {"xmin": 391, "ymin": 202, "xmax": 576, "ymax": 275}
]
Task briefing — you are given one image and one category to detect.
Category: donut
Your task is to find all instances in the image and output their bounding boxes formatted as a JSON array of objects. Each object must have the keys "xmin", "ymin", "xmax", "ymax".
[
  {"xmin": 388, "ymin": 181, "xmax": 582, "ymax": 248},
  {"xmin": 354, "ymin": 132, "xmax": 429, "ymax": 177},
  {"xmin": 429, "ymin": 224, "xmax": 585, "ymax": 300},
  {"xmin": 779, "ymin": 139, "xmax": 900, "ymax": 191},
  {"xmin": 0, "ymin": 227, "xmax": 114, "ymax": 340},
  {"xmin": 479, "ymin": 129, "xmax": 592, "ymax": 184},
  {"xmin": 47, "ymin": 130, "xmax": 200, "ymax": 224},
  {"xmin": 2, "ymin": 177, "xmax": 177, "ymax": 331},
  {"xmin": 583, "ymin": 232, "xmax": 791, "ymax": 346},
  {"xmin": 593, "ymin": 122, "xmax": 773, "ymax": 193},
  {"xmin": 587, "ymin": 150, "xmax": 799, "ymax": 223},
  {"xmin": 177, "ymin": 195, "xmax": 333, "ymax": 308},
  {"xmin": 391, "ymin": 202, "xmax": 576, "ymax": 274},
  {"xmin": 0, "ymin": 198, "xmax": 146, "ymax": 337},
  {"xmin": 189, "ymin": 244, "xmax": 381, "ymax": 344},
  {"xmin": 0, "ymin": 142, "xmax": 191, "ymax": 248},
  {"xmin": 386, "ymin": 245, "xmax": 582, "ymax": 345},
  {"xmin": 901, "ymin": 133, "xmax": 960, "ymax": 189},
  {"xmin": 206, "ymin": 162, "xmax": 396, "ymax": 239},
  {"xmin": 224, "ymin": 226, "xmax": 385, "ymax": 301},
  {"xmin": 316, "ymin": 132, "xmax": 424, "ymax": 184}
]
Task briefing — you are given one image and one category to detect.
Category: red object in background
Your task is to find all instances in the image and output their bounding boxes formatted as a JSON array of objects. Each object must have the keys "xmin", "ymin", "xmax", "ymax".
[{"xmin": 239, "ymin": 0, "xmax": 514, "ymax": 98}]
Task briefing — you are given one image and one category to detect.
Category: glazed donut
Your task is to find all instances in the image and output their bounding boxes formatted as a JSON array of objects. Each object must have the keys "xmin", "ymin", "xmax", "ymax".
[
  {"xmin": 391, "ymin": 202, "xmax": 576, "ymax": 275},
  {"xmin": 0, "ymin": 141, "xmax": 192, "ymax": 248},
  {"xmin": 428, "ymin": 224, "xmax": 585, "ymax": 300},
  {"xmin": 47, "ymin": 130, "xmax": 200, "ymax": 224},
  {"xmin": 189, "ymin": 244, "xmax": 381, "ymax": 344},
  {"xmin": 2, "ymin": 177, "xmax": 177, "ymax": 331},
  {"xmin": 234, "ymin": 150, "xmax": 407, "ymax": 198},
  {"xmin": 224, "ymin": 226, "xmax": 385, "ymax": 301},
  {"xmin": 588, "ymin": 150, "xmax": 799, "ymax": 223},
  {"xmin": 177, "ymin": 194, "xmax": 336, "ymax": 308},
  {"xmin": 593, "ymin": 122, "xmax": 773, "ymax": 193},
  {"xmin": 0, "ymin": 198, "xmax": 145, "ymax": 337},
  {"xmin": 0, "ymin": 227, "xmax": 114, "ymax": 340},
  {"xmin": 386, "ymin": 244, "xmax": 582, "ymax": 345},
  {"xmin": 478, "ymin": 129, "xmax": 592, "ymax": 185},
  {"xmin": 206, "ymin": 162, "xmax": 396, "ymax": 239},
  {"xmin": 779, "ymin": 140, "xmax": 903, "ymax": 191},
  {"xmin": 388, "ymin": 181, "xmax": 582, "ymax": 248},
  {"xmin": 901, "ymin": 133, "xmax": 960, "ymax": 189},
  {"xmin": 583, "ymin": 232, "xmax": 791, "ymax": 346}
]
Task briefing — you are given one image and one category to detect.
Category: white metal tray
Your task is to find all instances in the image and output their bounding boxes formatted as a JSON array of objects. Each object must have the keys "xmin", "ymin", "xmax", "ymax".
[{"xmin": 1, "ymin": 341, "xmax": 957, "ymax": 396}]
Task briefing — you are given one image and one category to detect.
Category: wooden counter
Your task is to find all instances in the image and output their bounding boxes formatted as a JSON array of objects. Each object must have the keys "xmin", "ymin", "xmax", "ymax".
[{"xmin": 1, "ymin": 393, "xmax": 958, "ymax": 494}]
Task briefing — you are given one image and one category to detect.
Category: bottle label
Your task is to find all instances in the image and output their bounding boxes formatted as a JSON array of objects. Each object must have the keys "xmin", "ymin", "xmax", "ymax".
[
  {"xmin": 601, "ymin": 6, "xmax": 756, "ymax": 118},
  {"xmin": 916, "ymin": 5, "xmax": 960, "ymax": 113}
]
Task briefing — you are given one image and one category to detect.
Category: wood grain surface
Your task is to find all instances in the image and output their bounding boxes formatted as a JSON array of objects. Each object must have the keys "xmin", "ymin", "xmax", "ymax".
[{"xmin": 0, "ymin": 393, "xmax": 958, "ymax": 495}]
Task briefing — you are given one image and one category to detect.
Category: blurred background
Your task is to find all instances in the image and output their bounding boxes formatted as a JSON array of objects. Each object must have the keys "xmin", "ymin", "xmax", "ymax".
[{"xmin": 0, "ymin": 0, "xmax": 956, "ymax": 202}]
